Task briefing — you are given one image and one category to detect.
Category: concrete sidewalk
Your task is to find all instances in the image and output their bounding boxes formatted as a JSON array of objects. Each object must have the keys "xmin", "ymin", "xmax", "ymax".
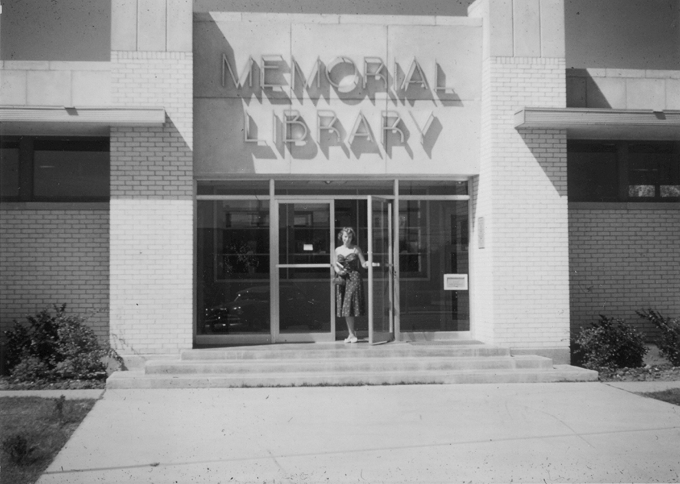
[{"xmin": 36, "ymin": 382, "xmax": 680, "ymax": 483}]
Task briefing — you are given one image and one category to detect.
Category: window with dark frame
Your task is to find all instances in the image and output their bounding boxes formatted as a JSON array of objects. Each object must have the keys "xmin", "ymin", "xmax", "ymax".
[
  {"xmin": 568, "ymin": 140, "xmax": 680, "ymax": 202},
  {"xmin": 0, "ymin": 137, "xmax": 110, "ymax": 202}
]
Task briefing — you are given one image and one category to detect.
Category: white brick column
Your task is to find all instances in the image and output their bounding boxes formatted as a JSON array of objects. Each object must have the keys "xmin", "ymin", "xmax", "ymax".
[
  {"xmin": 469, "ymin": 0, "xmax": 570, "ymax": 363},
  {"xmin": 109, "ymin": 1, "xmax": 193, "ymax": 356}
]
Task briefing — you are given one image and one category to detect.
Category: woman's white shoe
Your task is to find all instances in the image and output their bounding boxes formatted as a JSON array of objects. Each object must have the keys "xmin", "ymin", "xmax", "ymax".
[{"xmin": 344, "ymin": 335, "xmax": 358, "ymax": 344}]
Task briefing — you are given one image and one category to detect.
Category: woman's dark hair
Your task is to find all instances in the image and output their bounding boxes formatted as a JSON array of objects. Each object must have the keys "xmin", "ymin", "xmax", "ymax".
[{"xmin": 337, "ymin": 227, "xmax": 356, "ymax": 243}]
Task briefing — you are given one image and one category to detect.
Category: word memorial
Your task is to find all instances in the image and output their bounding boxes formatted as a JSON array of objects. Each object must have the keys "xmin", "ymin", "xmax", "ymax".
[{"xmin": 222, "ymin": 54, "xmax": 458, "ymax": 148}]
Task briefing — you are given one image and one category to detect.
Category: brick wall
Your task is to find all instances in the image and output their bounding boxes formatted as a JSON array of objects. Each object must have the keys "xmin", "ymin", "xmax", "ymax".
[
  {"xmin": 109, "ymin": 50, "xmax": 194, "ymax": 355},
  {"xmin": 0, "ymin": 208, "xmax": 109, "ymax": 340},
  {"xmin": 109, "ymin": 199, "xmax": 193, "ymax": 354},
  {"xmin": 569, "ymin": 206, "xmax": 680, "ymax": 338},
  {"xmin": 110, "ymin": 125, "xmax": 193, "ymax": 199},
  {"xmin": 111, "ymin": 51, "xmax": 193, "ymax": 151},
  {"xmin": 471, "ymin": 56, "xmax": 570, "ymax": 360}
]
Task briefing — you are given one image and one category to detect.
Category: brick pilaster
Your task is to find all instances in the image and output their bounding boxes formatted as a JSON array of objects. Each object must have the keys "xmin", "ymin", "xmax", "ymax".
[
  {"xmin": 469, "ymin": 0, "xmax": 570, "ymax": 362},
  {"xmin": 109, "ymin": 48, "xmax": 194, "ymax": 354}
]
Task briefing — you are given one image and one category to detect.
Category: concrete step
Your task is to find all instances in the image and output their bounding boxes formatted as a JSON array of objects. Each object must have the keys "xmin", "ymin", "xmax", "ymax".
[
  {"xmin": 180, "ymin": 343, "xmax": 510, "ymax": 361},
  {"xmin": 146, "ymin": 355, "xmax": 552, "ymax": 375},
  {"xmin": 107, "ymin": 341, "xmax": 599, "ymax": 389},
  {"xmin": 107, "ymin": 365, "xmax": 598, "ymax": 389}
]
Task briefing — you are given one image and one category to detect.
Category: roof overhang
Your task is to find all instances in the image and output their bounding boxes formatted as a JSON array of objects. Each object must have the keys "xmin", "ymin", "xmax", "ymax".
[
  {"xmin": 515, "ymin": 108, "xmax": 680, "ymax": 140},
  {"xmin": 0, "ymin": 105, "xmax": 166, "ymax": 136}
]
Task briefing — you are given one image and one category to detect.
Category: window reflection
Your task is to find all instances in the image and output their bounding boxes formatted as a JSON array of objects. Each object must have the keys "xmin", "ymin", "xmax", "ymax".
[
  {"xmin": 399, "ymin": 200, "xmax": 469, "ymax": 332},
  {"xmin": 568, "ymin": 141, "xmax": 680, "ymax": 202},
  {"xmin": 197, "ymin": 200, "xmax": 270, "ymax": 335}
]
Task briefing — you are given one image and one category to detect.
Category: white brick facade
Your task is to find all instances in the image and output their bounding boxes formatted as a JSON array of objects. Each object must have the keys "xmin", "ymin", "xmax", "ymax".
[
  {"xmin": 0, "ymin": 208, "xmax": 109, "ymax": 340},
  {"xmin": 109, "ymin": 50, "xmax": 194, "ymax": 354},
  {"xmin": 111, "ymin": 52, "xmax": 193, "ymax": 151},
  {"xmin": 569, "ymin": 207, "xmax": 680, "ymax": 337},
  {"xmin": 109, "ymin": 199, "xmax": 193, "ymax": 354},
  {"xmin": 471, "ymin": 56, "xmax": 570, "ymax": 361}
]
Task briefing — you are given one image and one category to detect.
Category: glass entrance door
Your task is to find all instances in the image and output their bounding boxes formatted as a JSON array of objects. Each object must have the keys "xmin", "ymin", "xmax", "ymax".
[
  {"xmin": 367, "ymin": 196, "xmax": 394, "ymax": 344},
  {"xmin": 275, "ymin": 201, "xmax": 335, "ymax": 342}
]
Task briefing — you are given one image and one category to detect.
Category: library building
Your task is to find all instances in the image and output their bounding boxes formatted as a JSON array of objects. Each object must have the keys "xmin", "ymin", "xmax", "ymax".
[{"xmin": 1, "ymin": 0, "xmax": 678, "ymax": 384}]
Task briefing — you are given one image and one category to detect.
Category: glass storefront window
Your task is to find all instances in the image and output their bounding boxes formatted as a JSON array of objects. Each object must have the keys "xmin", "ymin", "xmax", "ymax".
[
  {"xmin": 1, "ymin": 137, "xmax": 109, "ymax": 201},
  {"xmin": 197, "ymin": 200, "xmax": 270, "ymax": 335},
  {"xmin": 0, "ymin": 141, "xmax": 20, "ymax": 198},
  {"xmin": 197, "ymin": 180, "xmax": 270, "ymax": 196},
  {"xmin": 399, "ymin": 200, "xmax": 469, "ymax": 332},
  {"xmin": 278, "ymin": 203, "xmax": 333, "ymax": 333},
  {"xmin": 275, "ymin": 179, "xmax": 392, "ymax": 196},
  {"xmin": 197, "ymin": 187, "xmax": 472, "ymax": 339},
  {"xmin": 33, "ymin": 138, "xmax": 109, "ymax": 200},
  {"xmin": 568, "ymin": 141, "xmax": 679, "ymax": 202},
  {"xmin": 399, "ymin": 180, "xmax": 468, "ymax": 196},
  {"xmin": 629, "ymin": 143, "xmax": 679, "ymax": 199},
  {"xmin": 567, "ymin": 143, "xmax": 619, "ymax": 202}
]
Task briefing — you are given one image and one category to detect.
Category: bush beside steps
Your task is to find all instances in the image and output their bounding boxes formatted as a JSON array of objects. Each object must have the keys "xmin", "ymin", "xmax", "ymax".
[{"xmin": 2, "ymin": 305, "xmax": 121, "ymax": 388}]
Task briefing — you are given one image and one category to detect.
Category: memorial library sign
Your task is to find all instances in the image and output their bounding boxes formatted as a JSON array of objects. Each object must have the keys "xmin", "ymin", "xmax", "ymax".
[{"xmin": 194, "ymin": 18, "xmax": 482, "ymax": 175}]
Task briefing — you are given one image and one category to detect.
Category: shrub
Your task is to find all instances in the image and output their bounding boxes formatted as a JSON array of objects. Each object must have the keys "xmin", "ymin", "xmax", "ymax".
[
  {"xmin": 2, "ymin": 305, "xmax": 110, "ymax": 382},
  {"xmin": 9, "ymin": 356, "xmax": 53, "ymax": 381},
  {"xmin": 572, "ymin": 315, "xmax": 648, "ymax": 371},
  {"xmin": 637, "ymin": 309, "xmax": 680, "ymax": 366},
  {"xmin": 4, "ymin": 309, "xmax": 59, "ymax": 370}
]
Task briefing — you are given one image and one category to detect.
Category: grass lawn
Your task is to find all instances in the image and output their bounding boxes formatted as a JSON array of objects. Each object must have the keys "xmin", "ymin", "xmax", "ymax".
[
  {"xmin": 641, "ymin": 388, "xmax": 680, "ymax": 407},
  {"xmin": 0, "ymin": 396, "xmax": 97, "ymax": 484}
]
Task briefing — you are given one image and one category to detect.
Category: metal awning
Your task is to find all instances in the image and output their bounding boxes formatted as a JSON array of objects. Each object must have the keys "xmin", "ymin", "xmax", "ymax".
[
  {"xmin": 515, "ymin": 107, "xmax": 680, "ymax": 140},
  {"xmin": 0, "ymin": 105, "xmax": 166, "ymax": 135}
]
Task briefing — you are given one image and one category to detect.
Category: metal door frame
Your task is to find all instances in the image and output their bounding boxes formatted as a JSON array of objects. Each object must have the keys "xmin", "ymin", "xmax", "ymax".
[
  {"xmin": 272, "ymin": 198, "xmax": 336, "ymax": 342},
  {"xmin": 367, "ymin": 195, "xmax": 395, "ymax": 344}
]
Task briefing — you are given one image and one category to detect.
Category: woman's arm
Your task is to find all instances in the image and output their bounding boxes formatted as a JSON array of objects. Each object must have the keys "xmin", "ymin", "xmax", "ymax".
[
  {"xmin": 356, "ymin": 246, "xmax": 368, "ymax": 269},
  {"xmin": 333, "ymin": 248, "xmax": 346, "ymax": 275}
]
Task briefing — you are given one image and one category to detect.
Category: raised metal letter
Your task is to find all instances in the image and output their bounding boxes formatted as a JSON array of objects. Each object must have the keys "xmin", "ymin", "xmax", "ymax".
[
  {"xmin": 222, "ymin": 54, "xmax": 255, "ymax": 89},
  {"xmin": 261, "ymin": 55, "xmax": 286, "ymax": 91},
  {"xmin": 401, "ymin": 58, "xmax": 430, "ymax": 91},
  {"xmin": 363, "ymin": 57, "xmax": 387, "ymax": 89},
  {"xmin": 284, "ymin": 110, "xmax": 308, "ymax": 146},
  {"xmin": 292, "ymin": 56, "xmax": 322, "ymax": 90},
  {"xmin": 381, "ymin": 111, "xmax": 405, "ymax": 147},
  {"xmin": 409, "ymin": 111, "xmax": 435, "ymax": 144},
  {"xmin": 244, "ymin": 108, "xmax": 267, "ymax": 145},
  {"xmin": 326, "ymin": 57, "xmax": 360, "ymax": 93},
  {"xmin": 317, "ymin": 110, "xmax": 341, "ymax": 142},
  {"xmin": 348, "ymin": 112, "xmax": 375, "ymax": 145},
  {"xmin": 434, "ymin": 59, "xmax": 455, "ymax": 93}
]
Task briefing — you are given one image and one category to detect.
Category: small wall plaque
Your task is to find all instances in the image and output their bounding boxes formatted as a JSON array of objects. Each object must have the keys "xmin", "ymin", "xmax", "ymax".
[{"xmin": 443, "ymin": 274, "xmax": 468, "ymax": 291}]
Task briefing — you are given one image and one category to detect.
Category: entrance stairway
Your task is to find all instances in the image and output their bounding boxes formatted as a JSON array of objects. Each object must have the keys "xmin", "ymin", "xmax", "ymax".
[{"xmin": 106, "ymin": 341, "xmax": 598, "ymax": 388}]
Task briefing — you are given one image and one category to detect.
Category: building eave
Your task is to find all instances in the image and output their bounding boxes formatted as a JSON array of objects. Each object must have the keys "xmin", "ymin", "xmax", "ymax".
[
  {"xmin": 514, "ymin": 107, "xmax": 680, "ymax": 141},
  {"xmin": 0, "ymin": 105, "xmax": 166, "ymax": 126}
]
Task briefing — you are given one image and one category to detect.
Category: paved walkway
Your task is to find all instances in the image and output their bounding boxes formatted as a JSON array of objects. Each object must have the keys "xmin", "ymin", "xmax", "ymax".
[{"xmin": 26, "ymin": 382, "xmax": 680, "ymax": 483}]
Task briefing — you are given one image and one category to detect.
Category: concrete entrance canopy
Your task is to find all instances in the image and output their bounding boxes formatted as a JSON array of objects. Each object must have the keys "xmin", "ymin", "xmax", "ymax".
[
  {"xmin": 0, "ymin": 106, "xmax": 166, "ymax": 135},
  {"xmin": 515, "ymin": 107, "xmax": 680, "ymax": 140}
]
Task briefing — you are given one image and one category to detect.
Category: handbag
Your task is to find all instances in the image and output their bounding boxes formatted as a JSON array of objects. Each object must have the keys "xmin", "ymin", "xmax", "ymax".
[{"xmin": 333, "ymin": 274, "xmax": 347, "ymax": 286}]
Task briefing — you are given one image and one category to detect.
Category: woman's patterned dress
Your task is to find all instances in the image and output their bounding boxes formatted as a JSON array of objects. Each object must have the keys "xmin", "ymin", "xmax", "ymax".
[{"xmin": 336, "ymin": 250, "xmax": 366, "ymax": 317}]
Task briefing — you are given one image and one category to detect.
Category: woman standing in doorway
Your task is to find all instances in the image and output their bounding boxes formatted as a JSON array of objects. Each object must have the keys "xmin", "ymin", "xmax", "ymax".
[{"xmin": 334, "ymin": 227, "xmax": 368, "ymax": 343}]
